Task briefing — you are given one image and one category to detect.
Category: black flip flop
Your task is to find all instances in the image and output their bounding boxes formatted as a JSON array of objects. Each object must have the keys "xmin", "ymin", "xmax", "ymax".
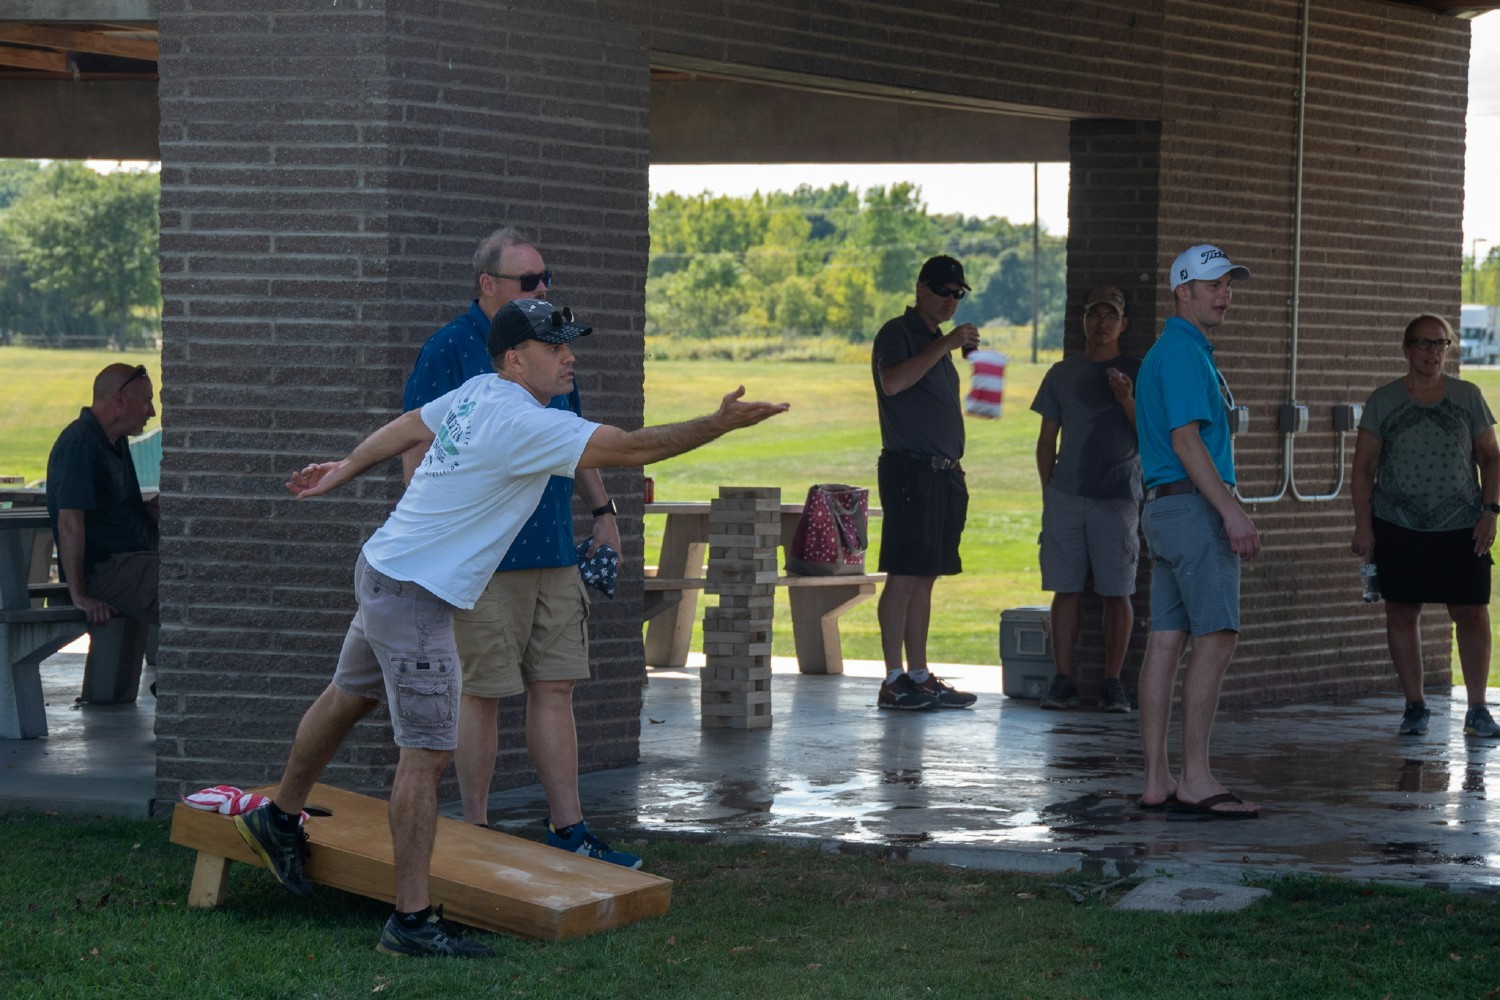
[{"xmin": 1167, "ymin": 791, "xmax": 1260, "ymax": 819}]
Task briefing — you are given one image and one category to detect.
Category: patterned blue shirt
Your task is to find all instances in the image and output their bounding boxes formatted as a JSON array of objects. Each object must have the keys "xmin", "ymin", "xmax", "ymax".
[{"xmin": 403, "ymin": 301, "xmax": 580, "ymax": 570}]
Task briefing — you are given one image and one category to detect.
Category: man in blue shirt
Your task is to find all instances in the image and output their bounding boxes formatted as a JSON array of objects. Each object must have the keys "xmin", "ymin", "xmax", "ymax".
[
  {"xmin": 402, "ymin": 228, "xmax": 635, "ymax": 866},
  {"xmin": 1135, "ymin": 245, "xmax": 1261, "ymax": 819}
]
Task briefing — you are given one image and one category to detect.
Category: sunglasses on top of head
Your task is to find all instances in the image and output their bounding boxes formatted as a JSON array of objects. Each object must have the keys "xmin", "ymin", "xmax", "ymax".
[
  {"xmin": 484, "ymin": 269, "xmax": 552, "ymax": 292},
  {"xmin": 926, "ymin": 282, "xmax": 966, "ymax": 300}
]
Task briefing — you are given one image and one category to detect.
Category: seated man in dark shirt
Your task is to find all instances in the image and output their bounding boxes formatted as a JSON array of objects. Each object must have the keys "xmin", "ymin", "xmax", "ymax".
[{"xmin": 45, "ymin": 363, "xmax": 159, "ymax": 625}]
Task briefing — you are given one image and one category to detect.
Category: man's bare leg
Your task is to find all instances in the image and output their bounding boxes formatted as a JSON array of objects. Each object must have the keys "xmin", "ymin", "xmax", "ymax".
[
  {"xmin": 1102, "ymin": 595, "xmax": 1134, "ymax": 680},
  {"xmin": 1050, "ymin": 591, "xmax": 1081, "ymax": 677},
  {"xmin": 878, "ymin": 574, "xmax": 922, "ymax": 673},
  {"xmin": 1175, "ymin": 629, "xmax": 1256, "ymax": 813},
  {"xmin": 900, "ymin": 576, "xmax": 937, "ymax": 673},
  {"xmin": 1137, "ymin": 629, "xmax": 1186, "ymax": 805},
  {"xmin": 270, "ymin": 684, "xmax": 379, "ymax": 814},
  {"xmin": 526, "ymin": 679, "xmax": 581, "ymax": 828},
  {"xmin": 389, "ymin": 746, "xmax": 452, "ymax": 913},
  {"xmin": 455, "ymin": 693, "xmax": 500, "ymax": 825}
]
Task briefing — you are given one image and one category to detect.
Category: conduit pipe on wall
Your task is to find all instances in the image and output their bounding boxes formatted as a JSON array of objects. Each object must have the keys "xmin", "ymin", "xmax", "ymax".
[{"xmin": 1236, "ymin": 0, "xmax": 1346, "ymax": 504}]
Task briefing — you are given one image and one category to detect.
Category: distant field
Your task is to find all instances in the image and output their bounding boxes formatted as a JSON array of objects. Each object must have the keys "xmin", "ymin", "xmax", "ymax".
[
  {"xmin": 4, "ymin": 343, "xmax": 1498, "ymax": 679},
  {"xmin": 0, "ymin": 346, "xmax": 162, "ymax": 483}
]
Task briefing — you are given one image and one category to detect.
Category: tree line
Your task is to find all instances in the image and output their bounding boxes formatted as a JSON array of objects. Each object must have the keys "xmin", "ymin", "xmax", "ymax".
[
  {"xmin": 0, "ymin": 160, "xmax": 161, "ymax": 350},
  {"xmin": 647, "ymin": 182, "xmax": 1066, "ymax": 353}
]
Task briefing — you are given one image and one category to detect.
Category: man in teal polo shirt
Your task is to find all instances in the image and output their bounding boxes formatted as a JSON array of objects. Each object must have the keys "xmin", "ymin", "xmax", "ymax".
[{"xmin": 1135, "ymin": 245, "xmax": 1262, "ymax": 819}]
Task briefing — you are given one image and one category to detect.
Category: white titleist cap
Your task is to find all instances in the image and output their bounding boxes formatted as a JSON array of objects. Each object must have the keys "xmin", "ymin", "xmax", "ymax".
[{"xmin": 1170, "ymin": 244, "xmax": 1251, "ymax": 291}]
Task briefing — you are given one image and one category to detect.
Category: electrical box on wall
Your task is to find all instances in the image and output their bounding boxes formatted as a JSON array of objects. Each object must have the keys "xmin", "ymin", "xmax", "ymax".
[
  {"xmin": 1332, "ymin": 403, "xmax": 1363, "ymax": 432},
  {"xmin": 1278, "ymin": 403, "xmax": 1309, "ymax": 434},
  {"xmin": 1229, "ymin": 405, "xmax": 1251, "ymax": 435}
]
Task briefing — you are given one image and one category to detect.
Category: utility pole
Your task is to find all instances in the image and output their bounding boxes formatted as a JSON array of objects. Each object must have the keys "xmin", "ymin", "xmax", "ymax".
[
  {"xmin": 1030, "ymin": 162, "xmax": 1039, "ymax": 364},
  {"xmin": 1472, "ymin": 238, "xmax": 1488, "ymax": 303}
]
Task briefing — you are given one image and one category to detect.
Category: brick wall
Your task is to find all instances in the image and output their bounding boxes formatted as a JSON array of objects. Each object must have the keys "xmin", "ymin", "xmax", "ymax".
[
  {"xmin": 154, "ymin": 0, "xmax": 1471, "ymax": 811},
  {"xmin": 155, "ymin": 0, "xmax": 648, "ymax": 812}
]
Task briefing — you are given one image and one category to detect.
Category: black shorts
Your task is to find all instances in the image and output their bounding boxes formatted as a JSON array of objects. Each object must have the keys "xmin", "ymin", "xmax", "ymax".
[
  {"xmin": 1373, "ymin": 516, "xmax": 1492, "ymax": 605},
  {"xmin": 876, "ymin": 450, "xmax": 967, "ymax": 576}
]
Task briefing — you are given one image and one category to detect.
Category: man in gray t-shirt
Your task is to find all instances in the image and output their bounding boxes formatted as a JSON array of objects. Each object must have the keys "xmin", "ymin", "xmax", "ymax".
[{"xmin": 1031, "ymin": 285, "xmax": 1141, "ymax": 713}]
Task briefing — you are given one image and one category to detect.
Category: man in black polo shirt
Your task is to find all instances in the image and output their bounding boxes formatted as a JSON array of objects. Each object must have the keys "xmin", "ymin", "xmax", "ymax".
[
  {"xmin": 46, "ymin": 363, "xmax": 159, "ymax": 626},
  {"xmin": 870, "ymin": 255, "xmax": 980, "ymax": 711}
]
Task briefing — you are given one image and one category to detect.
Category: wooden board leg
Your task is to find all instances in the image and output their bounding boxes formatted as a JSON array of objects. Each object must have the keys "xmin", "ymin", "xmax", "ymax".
[
  {"xmin": 188, "ymin": 851, "xmax": 232, "ymax": 908},
  {"xmin": 788, "ymin": 583, "xmax": 875, "ymax": 675}
]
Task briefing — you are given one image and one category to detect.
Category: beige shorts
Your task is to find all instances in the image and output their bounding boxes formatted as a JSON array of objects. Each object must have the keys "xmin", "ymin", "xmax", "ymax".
[{"xmin": 453, "ymin": 565, "xmax": 591, "ymax": 698}]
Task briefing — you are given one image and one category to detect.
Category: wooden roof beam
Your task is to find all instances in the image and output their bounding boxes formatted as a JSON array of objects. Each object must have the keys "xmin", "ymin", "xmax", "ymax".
[{"xmin": 0, "ymin": 23, "xmax": 158, "ymax": 61}]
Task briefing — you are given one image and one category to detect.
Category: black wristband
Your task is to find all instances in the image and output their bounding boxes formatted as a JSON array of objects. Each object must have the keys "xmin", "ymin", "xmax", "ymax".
[{"xmin": 591, "ymin": 499, "xmax": 618, "ymax": 518}]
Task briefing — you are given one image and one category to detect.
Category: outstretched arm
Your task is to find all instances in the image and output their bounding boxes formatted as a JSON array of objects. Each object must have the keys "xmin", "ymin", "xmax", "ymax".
[
  {"xmin": 579, "ymin": 386, "xmax": 789, "ymax": 470},
  {"xmin": 287, "ymin": 409, "xmax": 436, "ymax": 499}
]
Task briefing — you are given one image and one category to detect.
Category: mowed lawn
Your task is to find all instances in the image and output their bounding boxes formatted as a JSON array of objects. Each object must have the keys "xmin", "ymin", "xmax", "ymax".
[
  {"xmin": 5, "ymin": 344, "xmax": 1500, "ymax": 678},
  {"xmin": 0, "ymin": 346, "xmax": 161, "ymax": 483}
]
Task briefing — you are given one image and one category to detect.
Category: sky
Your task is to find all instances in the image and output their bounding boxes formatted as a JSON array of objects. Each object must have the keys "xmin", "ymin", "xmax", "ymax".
[{"xmin": 650, "ymin": 12, "xmax": 1500, "ymax": 254}]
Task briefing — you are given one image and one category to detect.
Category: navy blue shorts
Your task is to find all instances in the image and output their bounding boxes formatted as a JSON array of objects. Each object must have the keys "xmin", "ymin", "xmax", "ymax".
[{"xmin": 876, "ymin": 450, "xmax": 967, "ymax": 577}]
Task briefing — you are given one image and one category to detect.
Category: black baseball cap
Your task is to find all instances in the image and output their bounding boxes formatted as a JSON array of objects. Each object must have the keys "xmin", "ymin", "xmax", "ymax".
[
  {"xmin": 918, "ymin": 255, "xmax": 970, "ymax": 291},
  {"xmin": 488, "ymin": 299, "xmax": 592, "ymax": 356}
]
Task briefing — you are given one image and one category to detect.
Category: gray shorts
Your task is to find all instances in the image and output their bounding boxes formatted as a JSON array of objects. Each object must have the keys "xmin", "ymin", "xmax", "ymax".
[
  {"xmin": 88, "ymin": 550, "xmax": 160, "ymax": 623},
  {"xmin": 1038, "ymin": 486, "xmax": 1140, "ymax": 596},
  {"xmin": 1141, "ymin": 492, "xmax": 1240, "ymax": 635},
  {"xmin": 331, "ymin": 552, "xmax": 461, "ymax": 751},
  {"xmin": 453, "ymin": 565, "xmax": 591, "ymax": 699}
]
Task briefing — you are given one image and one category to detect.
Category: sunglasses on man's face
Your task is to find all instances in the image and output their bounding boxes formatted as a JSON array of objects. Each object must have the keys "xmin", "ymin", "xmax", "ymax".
[
  {"xmin": 484, "ymin": 269, "xmax": 552, "ymax": 292},
  {"xmin": 926, "ymin": 283, "xmax": 966, "ymax": 300}
]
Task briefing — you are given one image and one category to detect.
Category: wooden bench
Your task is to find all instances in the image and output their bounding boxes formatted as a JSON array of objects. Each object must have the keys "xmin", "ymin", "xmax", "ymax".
[
  {"xmin": 642, "ymin": 500, "xmax": 884, "ymax": 675},
  {"xmin": 170, "ymin": 783, "xmax": 672, "ymax": 941}
]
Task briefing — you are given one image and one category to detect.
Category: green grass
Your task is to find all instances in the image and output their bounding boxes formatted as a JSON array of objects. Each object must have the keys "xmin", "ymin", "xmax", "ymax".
[
  {"xmin": 3, "ymin": 813, "xmax": 1500, "ymax": 999},
  {"xmin": 4, "ymin": 343, "xmax": 1497, "ymax": 683},
  {"xmin": 0, "ymin": 346, "xmax": 161, "ymax": 483}
]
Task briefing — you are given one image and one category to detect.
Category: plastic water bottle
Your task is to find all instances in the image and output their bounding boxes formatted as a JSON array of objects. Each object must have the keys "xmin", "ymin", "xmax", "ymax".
[{"xmin": 1360, "ymin": 563, "xmax": 1381, "ymax": 603}]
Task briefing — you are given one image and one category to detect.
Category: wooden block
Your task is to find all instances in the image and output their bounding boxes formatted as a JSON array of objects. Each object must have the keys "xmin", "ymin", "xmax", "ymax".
[
  {"xmin": 704, "ymin": 641, "xmax": 772, "ymax": 656},
  {"xmin": 716, "ymin": 487, "xmax": 780, "ymax": 500},
  {"xmin": 701, "ymin": 691, "xmax": 771, "ymax": 711},
  {"xmin": 702, "ymin": 677, "xmax": 774, "ymax": 692},
  {"xmin": 169, "ymin": 784, "xmax": 671, "ymax": 941},
  {"xmin": 713, "ymin": 593, "xmax": 775, "ymax": 609}
]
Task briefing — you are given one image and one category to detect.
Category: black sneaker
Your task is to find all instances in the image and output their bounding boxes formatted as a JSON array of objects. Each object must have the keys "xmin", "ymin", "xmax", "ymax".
[
  {"xmin": 878, "ymin": 674, "xmax": 939, "ymax": 711},
  {"xmin": 377, "ymin": 905, "xmax": 494, "ymax": 959},
  {"xmin": 1399, "ymin": 701, "xmax": 1430, "ymax": 736},
  {"xmin": 1099, "ymin": 678, "xmax": 1131, "ymax": 713},
  {"xmin": 1039, "ymin": 675, "xmax": 1080, "ymax": 710},
  {"xmin": 913, "ymin": 673, "xmax": 977, "ymax": 709},
  {"xmin": 233, "ymin": 802, "xmax": 313, "ymax": 900}
]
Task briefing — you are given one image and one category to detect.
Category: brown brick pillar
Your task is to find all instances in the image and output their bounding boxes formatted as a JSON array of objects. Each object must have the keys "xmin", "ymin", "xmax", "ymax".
[{"xmin": 155, "ymin": 0, "xmax": 650, "ymax": 813}]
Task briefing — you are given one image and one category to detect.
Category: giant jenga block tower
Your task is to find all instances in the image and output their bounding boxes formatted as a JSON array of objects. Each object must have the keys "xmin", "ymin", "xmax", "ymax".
[{"xmin": 700, "ymin": 486, "xmax": 780, "ymax": 729}]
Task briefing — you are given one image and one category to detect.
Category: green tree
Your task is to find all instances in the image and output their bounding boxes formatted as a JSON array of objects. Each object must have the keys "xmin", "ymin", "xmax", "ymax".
[{"xmin": 0, "ymin": 162, "xmax": 160, "ymax": 348}]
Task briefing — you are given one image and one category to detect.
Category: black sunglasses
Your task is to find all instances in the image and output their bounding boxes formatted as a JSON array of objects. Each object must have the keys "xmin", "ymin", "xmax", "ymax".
[
  {"xmin": 119, "ymin": 364, "xmax": 149, "ymax": 392},
  {"xmin": 926, "ymin": 282, "xmax": 966, "ymax": 300},
  {"xmin": 484, "ymin": 269, "xmax": 552, "ymax": 292}
]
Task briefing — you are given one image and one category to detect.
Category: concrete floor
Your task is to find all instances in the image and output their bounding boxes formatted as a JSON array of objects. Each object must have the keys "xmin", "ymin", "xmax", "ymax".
[{"xmin": 6, "ymin": 644, "xmax": 1500, "ymax": 892}]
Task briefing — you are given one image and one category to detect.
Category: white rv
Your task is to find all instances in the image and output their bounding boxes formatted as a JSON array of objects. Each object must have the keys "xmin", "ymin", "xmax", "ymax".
[{"xmin": 1460, "ymin": 304, "xmax": 1499, "ymax": 366}]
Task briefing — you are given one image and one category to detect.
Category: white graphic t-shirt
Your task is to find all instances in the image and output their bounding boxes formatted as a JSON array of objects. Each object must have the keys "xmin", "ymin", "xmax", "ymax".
[{"xmin": 361, "ymin": 375, "xmax": 599, "ymax": 608}]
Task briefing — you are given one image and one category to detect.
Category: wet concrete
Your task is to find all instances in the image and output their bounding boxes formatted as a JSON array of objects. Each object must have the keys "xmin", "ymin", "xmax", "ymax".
[
  {"xmin": 6, "ymin": 643, "xmax": 1500, "ymax": 892},
  {"xmin": 473, "ymin": 657, "xmax": 1500, "ymax": 891}
]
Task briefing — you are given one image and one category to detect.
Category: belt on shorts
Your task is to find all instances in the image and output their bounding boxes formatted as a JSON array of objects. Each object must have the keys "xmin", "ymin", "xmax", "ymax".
[
  {"xmin": 1144, "ymin": 478, "xmax": 1233, "ymax": 502},
  {"xmin": 891, "ymin": 449, "xmax": 962, "ymax": 472}
]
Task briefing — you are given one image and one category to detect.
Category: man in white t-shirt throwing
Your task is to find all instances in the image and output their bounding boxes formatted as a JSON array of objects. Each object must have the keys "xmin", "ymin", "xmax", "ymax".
[{"xmin": 233, "ymin": 299, "xmax": 789, "ymax": 959}]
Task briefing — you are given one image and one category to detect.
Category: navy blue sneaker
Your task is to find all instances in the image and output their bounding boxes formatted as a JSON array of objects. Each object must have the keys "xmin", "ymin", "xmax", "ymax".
[
  {"xmin": 545, "ymin": 819, "xmax": 643, "ymax": 869},
  {"xmin": 878, "ymin": 674, "xmax": 939, "ymax": 711}
]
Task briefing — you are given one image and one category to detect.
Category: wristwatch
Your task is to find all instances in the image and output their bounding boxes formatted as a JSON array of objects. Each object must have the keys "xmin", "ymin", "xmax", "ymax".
[
  {"xmin": 1483, "ymin": 502, "xmax": 1500, "ymax": 516},
  {"xmin": 592, "ymin": 499, "xmax": 619, "ymax": 518}
]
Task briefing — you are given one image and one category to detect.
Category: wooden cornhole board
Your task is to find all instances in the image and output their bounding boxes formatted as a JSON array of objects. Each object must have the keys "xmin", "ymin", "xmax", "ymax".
[{"xmin": 169, "ymin": 783, "xmax": 672, "ymax": 940}]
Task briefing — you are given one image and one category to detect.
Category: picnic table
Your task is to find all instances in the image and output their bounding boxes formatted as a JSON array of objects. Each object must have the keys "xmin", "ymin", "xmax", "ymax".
[
  {"xmin": 642, "ymin": 501, "xmax": 884, "ymax": 675},
  {"xmin": 0, "ymin": 507, "xmax": 87, "ymax": 738}
]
